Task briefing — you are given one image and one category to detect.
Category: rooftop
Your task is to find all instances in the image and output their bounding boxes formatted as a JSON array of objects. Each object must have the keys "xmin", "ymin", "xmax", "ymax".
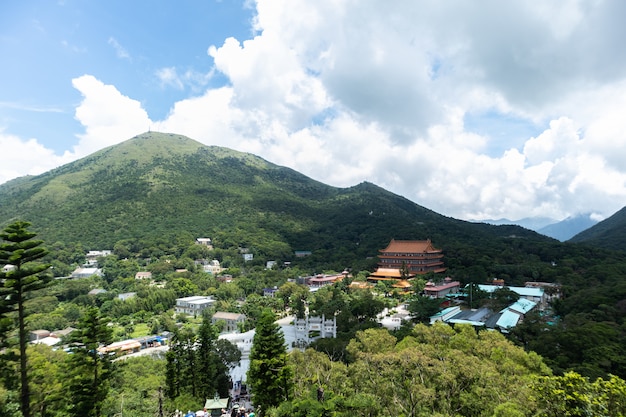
[{"xmin": 381, "ymin": 239, "xmax": 441, "ymax": 253}]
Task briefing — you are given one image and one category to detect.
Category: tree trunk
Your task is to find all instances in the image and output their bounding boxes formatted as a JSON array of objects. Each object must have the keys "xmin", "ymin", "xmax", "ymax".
[{"xmin": 18, "ymin": 285, "xmax": 31, "ymax": 417}]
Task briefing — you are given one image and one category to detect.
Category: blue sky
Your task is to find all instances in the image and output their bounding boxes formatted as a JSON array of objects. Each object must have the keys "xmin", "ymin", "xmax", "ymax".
[
  {"xmin": 1, "ymin": 1, "xmax": 626, "ymax": 223},
  {"xmin": 1, "ymin": 0, "xmax": 253, "ymax": 151}
]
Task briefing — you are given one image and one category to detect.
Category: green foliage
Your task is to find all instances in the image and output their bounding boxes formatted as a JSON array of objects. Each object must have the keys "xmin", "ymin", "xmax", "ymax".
[
  {"xmin": 0, "ymin": 220, "xmax": 51, "ymax": 417},
  {"xmin": 27, "ymin": 344, "xmax": 67, "ymax": 416},
  {"xmin": 165, "ymin": 319, "xmax": 237, "ymax": 405},
  {"xmin": 406, "ymin": 295, "xmax": 442, "ymax": 323},
  {"xmin": 103, "ymin": 356, "xmax": 167, "ymax": 417},
  {"xmin": 569, "ymin": 206, "xmax": 626, "ymax": 250},
  {"xmin": 248, "ymin": 309, "xmax": 293, "ymax": 416},
  {"xmin": 65, "ymin": 307, "xmax": 114, "ymax": 417},
  {"xmin": 285, "ymin": 323, "xmax": 552, "ymax": 417},
  {"xmin": 532, "ymin": 371, "xmax": 626, "ymax": 416},
  {"xmin": 489, "ymin": 287, "xmax": 520, "ymax": 311}
]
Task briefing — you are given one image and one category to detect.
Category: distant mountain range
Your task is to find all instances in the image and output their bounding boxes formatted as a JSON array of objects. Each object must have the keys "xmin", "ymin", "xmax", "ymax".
[
  {"xmin": 481, "ymin": 214, "xmax": 600, "ymax": 242},
  {"xmin": 538, "ymin": 214, "xmax": 598, "ymax": 242},
  {"xmin": 0, "ymin": 132, "xmax": 623, "ymax": 265}
]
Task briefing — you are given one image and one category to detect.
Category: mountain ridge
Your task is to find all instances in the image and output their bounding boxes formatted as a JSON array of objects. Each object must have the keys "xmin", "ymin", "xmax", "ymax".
[
  {"xmin": 0, "ymin": 132, "xmax": 560, "ymax": 270},
  {"xmin": 568, "ymin": 206, "xmax": 626, "ymax": 250}
]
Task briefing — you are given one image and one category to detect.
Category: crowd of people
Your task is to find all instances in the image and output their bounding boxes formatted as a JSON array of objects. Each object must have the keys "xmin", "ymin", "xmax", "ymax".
[{"xmin": 222, "ymin": 405, "xmax": 254, "ymax": 417}]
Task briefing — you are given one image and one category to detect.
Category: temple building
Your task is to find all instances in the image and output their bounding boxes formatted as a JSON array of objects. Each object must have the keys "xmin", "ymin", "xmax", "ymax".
[{"xmin": 377, "ymin": 239, "xmax": 446, "ymax": 275}]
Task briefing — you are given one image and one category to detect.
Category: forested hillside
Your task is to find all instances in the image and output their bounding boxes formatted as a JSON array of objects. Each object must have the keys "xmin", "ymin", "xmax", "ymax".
[
  {"xmin": 569, "ymin": 206, "xmax": 626, "ymax": 250},
  {"xmin": 0, "ymin": 132, "xmax": 550, "ymax": 272}
]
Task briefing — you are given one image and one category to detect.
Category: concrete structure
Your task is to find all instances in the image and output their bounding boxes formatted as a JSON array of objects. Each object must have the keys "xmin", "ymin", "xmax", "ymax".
[
  {"xmin": 263, "ymin": 286, "xmax": 279, "ymax": 297},
  {"xmin": 196, "ymin": 238, "xmax": 213, "ymax": 249},
  {"xmin": 202, "ymin": 259, "xmax": 222, "ymax": 274},
  {"xmin": 429, "ymin": 306, "xmax": 462, "ymax": 324},
  {"xmin": 423, "ymin": 278, "xmax": 461, "ymax": 298},
  {"xmin": 294, "ymin": 314, "xmax": 337, "ymax": 346},
  {"xmin": 175, "ymin": 296, "xmax": 215, "ymax": 316},
  {"xmin": 212, "ymin": 312, "xmax": 246, "ymax": 332},
  {"xmin": 135, "ymin": 271, "xmax": 152, "ymax": 280},
  {"xmin": 307, "ymin": 273, "xmax": 345, "ymax": 288},
  {"xmin": 71, "ymin": 267, "xmax": 103, "ymax": 278},
  {"xmin": 118, "ymin": 292, "xmax": 136, "ymax": 301}
]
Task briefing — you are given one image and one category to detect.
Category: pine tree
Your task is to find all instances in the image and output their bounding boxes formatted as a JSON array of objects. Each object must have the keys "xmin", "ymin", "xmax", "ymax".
[
  {"xmin": 247, "ymin": 309, "xmax": 293, "ymax": 416},
  {"xmin": 196, "ymin": 316, "xmax": 220, "ymax": 401},
  {"xmin": 0, "ymin": 221, "xmax": 51, "ymax": 417},
  {"xmin": 66, "ymin": 307, "xmax": 114, "ymax": 417}
]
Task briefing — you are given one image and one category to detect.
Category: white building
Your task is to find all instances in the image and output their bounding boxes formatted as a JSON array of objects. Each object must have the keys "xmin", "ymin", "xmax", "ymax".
[
  {"xmin": 203, "ymin": 260, "xmax": 222, "ymax": 275},
  {"xmin": 175, "ymin": 296, "xmax": 215, "ymax": 316},
  {"xmin": 71, "ymin": 267, "xmax": 103, "ymax": 278}
]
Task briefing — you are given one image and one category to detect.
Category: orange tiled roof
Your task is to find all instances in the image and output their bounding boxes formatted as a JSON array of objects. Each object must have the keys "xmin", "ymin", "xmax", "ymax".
[
  {"xmin": 369, "ymin": 268, "xmax": 404, "ymax": 278},
  {"xmin": 392, "ymin": 280, "xmax": 412, "ymax": 288},
  {"xmin": 380, "ymin": 239, "xmax": 440, "ymax": 253}
]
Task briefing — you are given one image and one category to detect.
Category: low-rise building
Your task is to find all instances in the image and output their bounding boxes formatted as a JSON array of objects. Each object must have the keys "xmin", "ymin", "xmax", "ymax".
[
  {"xmin": 203, "ymin": 259, "xmax": 222, "ymax": 274},
  {"xmin": 135, "ymin": 271, "xmax": 152, "ymax": 280},
  {"xmin": 212, "ymin": 312, "xmax": 246, "ymax": 332},
  {"xmin": 196, "ymin": 238, "xmax": 213, "ymax": 249},
  {"xmin": 175, "ymin": 295, "xmax": 215, "ymax": 316},
  {"xmin": 477, "ymin": 284, "xmax": 546, "ymax": 306},
  {"xmin": 423, "ymin": 278, "xmax": 461, "ymax": 298},
  {"xmin": 118, "ymin": 292, "xmax": 136, "ymax": 301},
  {"xmin": 263, "ymin": 287, "xmax": 279, "ymax": 297},
  {"xmin": 71, "ymin": 267, "xmax": 103, "ymax": 278}
]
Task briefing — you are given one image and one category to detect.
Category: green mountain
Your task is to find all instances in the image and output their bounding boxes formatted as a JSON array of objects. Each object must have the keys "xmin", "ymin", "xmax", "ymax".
[
  {"xmin": 0, "ymin": 132, "xmax": 549, "ymax": 269},
  {"xmin": 568, "ymin": 206, "xmax": 626, "ymax": 251}
]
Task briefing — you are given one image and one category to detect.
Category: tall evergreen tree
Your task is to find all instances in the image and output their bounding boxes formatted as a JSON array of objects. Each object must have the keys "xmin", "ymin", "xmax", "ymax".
[
  {"xmin": 166, "ymin": 319, "xmax": 239, "ymax": 403},
  {"xmin": 66, "ymin": 307, "xmax": 114, "ymax": 417},
  {"xmin": 165, "ymin": 327, "xmax": 197, "ymax": 400},
  {"xmin": 247, "ymin": 309, "xmax": 293, "ymax": 416},
  {"xmin": 0, "ymin": 221, "xmax": 51, "ymax": 417},
  {"xmin": 196, "ymin": 316, "xmax": 219, "ymax": 401}
]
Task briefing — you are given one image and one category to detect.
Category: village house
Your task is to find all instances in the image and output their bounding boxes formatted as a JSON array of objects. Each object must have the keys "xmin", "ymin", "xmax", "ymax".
[
  {"xmin": 175, "ymin": 295, "xmax": 215, "ymax": 316},
  {"xmin": 296, "ymin": 271, "xmax": 349, "ymax": 290},
  {"xmin": 212, "ymin": 312, "xmax": 246, "ymax": 333},
  {"xmin": 71, "ymin": 267, "xmax": 103, "ymax": 278},
  {"xmin": 307, "ymin": 272, "xmax": 347, "ymax": 289},
  {"xmin": 85, "ymin": 250, "xmax": 112, "ymax": 266},
  {"xmin": 135, "ymin": 271, "xmax": 152, "ymax": 280},
  {"xmin": 196, "ymin": 238, "xmax": 213, "ymax": 249},
  {"xmin": 263, "ymin": 286, "xmax": 279, "ymax": 297},
  {"xmin": 423, "ymin": 277, "xmax": 461, "ymax": 298},
  {"xmin": 202, "ymin": 259, "xmax": 222, "ymax": 274},
  {"xmin": 118, "ymin": 292, "xmax": 136, "ymax": 301}
]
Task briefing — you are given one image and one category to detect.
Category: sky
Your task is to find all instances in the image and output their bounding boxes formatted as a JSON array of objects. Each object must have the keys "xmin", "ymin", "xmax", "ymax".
[{"xmin": 2, "ymin": 0, "xmax": 626, "ymax": 223}]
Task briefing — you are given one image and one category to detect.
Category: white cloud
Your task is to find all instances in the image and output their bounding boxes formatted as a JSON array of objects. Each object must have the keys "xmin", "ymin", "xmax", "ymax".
[
  {"xmin": 0, "ymin": 130, "xmax": 73, "ymax": 185},
  {"xmin": 155, "ymin": 67, "xmax": 214, "ymax": 92},
  {"xmin": 71, "ymin": 75, "xmax": 151, "ymax": 157},
  {"xmin": 108, "ymin": 37, "xmax": 130, "ymax": 60}
]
